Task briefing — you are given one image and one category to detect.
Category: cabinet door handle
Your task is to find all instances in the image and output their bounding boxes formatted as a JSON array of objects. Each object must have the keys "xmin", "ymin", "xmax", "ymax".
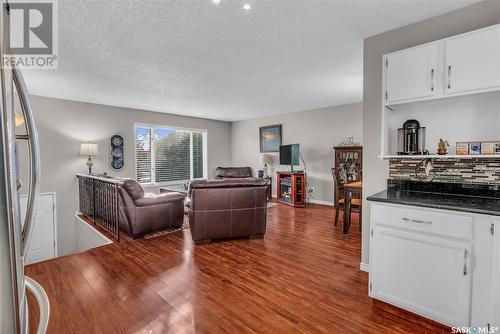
[
  {"xmin": 463, "ymin": 249, "xmax": 468, "ymax": 276},
  {"xmin": 430, "ymin": 69, "xmax": 434, "ymax": 92},
  {"xmin": 447, "ymin": 65, "xmax": 452, "ymax": 89},
  {"xmin": 402, "ymin": 217, "xmax": 432, "ymax": 224}
]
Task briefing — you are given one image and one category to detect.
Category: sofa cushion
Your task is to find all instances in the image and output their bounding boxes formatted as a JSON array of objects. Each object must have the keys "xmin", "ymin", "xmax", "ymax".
[
  {"xmin": 135, "ymin": 192, "xmax": 186, "ymax": 207},
  {"xmin": 215, "ymin": 167, "xmax": 253, "ymax": 178},
  {"xmin": 121, "ymin": 179, "xmax": 145, "ymax": 200}
]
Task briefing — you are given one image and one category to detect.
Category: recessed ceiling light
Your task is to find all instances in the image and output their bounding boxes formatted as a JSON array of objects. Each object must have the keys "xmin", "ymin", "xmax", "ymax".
[
  {"xmin": 243, "ymin": 3, "xmax": 252, "ymax": 11},
  {"xmin": 211, "ymin": 0, "xmax": 221, "ymax": 5}
]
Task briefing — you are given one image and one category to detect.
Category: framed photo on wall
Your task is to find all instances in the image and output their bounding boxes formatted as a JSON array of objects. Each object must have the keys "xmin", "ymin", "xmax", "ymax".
[{"xmin": 259, "ymin": 124, "xmax": 282, "ymax": 153}]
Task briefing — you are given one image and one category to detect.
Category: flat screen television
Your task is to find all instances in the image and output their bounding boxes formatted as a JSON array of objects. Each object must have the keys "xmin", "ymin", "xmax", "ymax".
[{"xmin": 279, "ymin": 144, "xmax": 300, "ymax": 171}]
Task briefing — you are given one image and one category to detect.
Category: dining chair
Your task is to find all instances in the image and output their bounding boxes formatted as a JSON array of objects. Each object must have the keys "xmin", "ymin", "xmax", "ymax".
[{"xmin": 331, "ymin": 168, "xmax": 361, "ymax": 231}]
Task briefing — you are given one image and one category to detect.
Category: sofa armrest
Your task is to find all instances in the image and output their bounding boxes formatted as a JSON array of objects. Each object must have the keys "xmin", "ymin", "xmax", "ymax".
[{"xmin": 135, "ymin": 192, "xmax": 186, "ymax": 207}]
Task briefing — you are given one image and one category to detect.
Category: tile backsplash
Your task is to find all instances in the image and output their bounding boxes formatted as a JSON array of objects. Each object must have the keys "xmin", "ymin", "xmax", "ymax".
[{"xmin": 389, "ymin": 158, "xmax": 500, "ymax": 185}]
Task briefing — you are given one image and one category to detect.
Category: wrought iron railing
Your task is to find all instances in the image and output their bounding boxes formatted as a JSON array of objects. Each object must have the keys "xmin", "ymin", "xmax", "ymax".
[{"xmin": 77, "ymin": 174, "xmax": 120, "ymax": 240}]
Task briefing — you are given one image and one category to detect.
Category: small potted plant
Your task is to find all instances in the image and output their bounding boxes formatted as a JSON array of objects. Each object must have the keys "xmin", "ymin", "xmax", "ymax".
[{"xmin": 437, "ymin": 138, "xmax": 449, "ymax": 155}]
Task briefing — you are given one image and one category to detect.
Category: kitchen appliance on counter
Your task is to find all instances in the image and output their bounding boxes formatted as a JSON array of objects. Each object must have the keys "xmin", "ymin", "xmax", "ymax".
[
  {"xmin": 397, "ymin": 119, "xmax": 427, "ymax": 155},
  {"xmin": 0, "ymin": 2, "xmax": 50, "ymax": 334}
]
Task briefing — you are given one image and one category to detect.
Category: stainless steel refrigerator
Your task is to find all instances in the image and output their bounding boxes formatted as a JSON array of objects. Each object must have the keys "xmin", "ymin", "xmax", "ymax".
[{"xmin": 0, "ymin": 1, "xmax": 50, "ymax": 333}]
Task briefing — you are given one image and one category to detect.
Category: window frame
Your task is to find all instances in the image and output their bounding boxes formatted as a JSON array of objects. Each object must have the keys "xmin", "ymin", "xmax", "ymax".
[{"xmin": 134, "ymin": 123, "xmax": 208, "ymax": 186}]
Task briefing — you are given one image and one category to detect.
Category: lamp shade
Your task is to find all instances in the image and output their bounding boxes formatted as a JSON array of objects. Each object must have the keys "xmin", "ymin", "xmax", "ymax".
[
  {"xmin": 80, "ymin": 143, "xmax": 98, "ymax": 156},
  {"xmin": 14, "ymin": 111, "xmax": 24, "ymax": 127},
  {"xmin": 262, "ymin": 154, "xmax": 273, "ymax": 164}
]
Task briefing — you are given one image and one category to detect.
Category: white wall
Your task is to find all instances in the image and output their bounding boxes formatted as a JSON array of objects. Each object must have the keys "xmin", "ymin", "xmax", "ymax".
[
  {"xmin": 385, "ymin": 94, "xmax": 500, "ymax": 155},
  {"xmin": 27, "ymin": 96, "xmax": 231, "ymax": 256},
  {"xmin": 362, "ymin": 0, "xmax": 500, "ymax": 266},
  {"xmin": 231, "ymin": 103, "xmax": 362, "ymax": 204},
  {"xmin": 75, "ymin": 215, "xmax": 112, "ymax": 253}
]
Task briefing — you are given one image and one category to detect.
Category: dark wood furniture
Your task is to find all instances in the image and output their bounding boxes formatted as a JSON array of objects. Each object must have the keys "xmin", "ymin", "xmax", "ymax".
[
  {"xmin": 333, "ymin": 146, "xmax": 363, "ymax": 233},
  {"xmin": 332, "ymin": 168, "xmax": 361, "ymax": 233},
  {"xmin": 277, "ymin": 171, "xmax": 305, "ymax": 207},
  {"xmin": 343, "ymin": 181, "xmax": 362, "ymax": 234},
  {"xmin": 333, "ymin": 146, "xmax": 363, "ymax": 185}
]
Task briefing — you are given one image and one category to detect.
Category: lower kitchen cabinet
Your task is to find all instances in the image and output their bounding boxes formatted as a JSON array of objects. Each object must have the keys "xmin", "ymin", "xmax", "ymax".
[
  {"xmin": 370, "ymin": 226, "xmax": 471, "ymax": 326},
  {"xmin": 369, "ymin": 203, "xmax": 499, "ymax": 329}
]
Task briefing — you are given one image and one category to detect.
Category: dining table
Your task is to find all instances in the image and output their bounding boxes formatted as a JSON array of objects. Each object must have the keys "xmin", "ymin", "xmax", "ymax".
[{"xmin": 343, "ymin": 180, "xmax": 362, "ymax": 234}]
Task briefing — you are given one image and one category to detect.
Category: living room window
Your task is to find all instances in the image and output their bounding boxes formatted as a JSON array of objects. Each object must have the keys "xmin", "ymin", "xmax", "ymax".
[{"xmin": 135, "ymin": 124, "xmax": 207, "ymax": 184}]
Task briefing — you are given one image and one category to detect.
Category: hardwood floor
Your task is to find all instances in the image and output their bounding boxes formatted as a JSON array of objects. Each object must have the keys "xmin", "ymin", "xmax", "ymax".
[{"xmin": 26, "ymin": 203, "xmax": 448, "ymax": 333}]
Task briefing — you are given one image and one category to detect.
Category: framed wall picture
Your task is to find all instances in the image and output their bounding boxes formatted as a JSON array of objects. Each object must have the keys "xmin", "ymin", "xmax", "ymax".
[{"xmin": 259, "ymin": 124, "xmax": 282, "ymax": 153}]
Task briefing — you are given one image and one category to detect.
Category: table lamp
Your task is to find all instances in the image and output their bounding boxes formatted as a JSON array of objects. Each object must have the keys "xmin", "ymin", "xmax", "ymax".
[
  {"xmin": 14, "ymin": 110, "xmax": 24, "ymax": 127},
  {"xmin": 80, "ymin": 143, "xmax": 98, "ymax": 174},
  {"xmin": 262, "ymin": 154, "xmax": 273, "ymax": 178}
]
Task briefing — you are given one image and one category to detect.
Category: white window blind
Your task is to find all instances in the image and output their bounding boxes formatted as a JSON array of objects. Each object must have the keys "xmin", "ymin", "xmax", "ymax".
[
  {"xmin": 193, "ymin": 132, "xmax": 204, "ymax": 179},
  {"xmin": 135, "ymin": 125, "xmax": 207, "ymax": 184},
  {"xmin": 135, "ymin": 127, "xmax": 152, "ymax": 183}
]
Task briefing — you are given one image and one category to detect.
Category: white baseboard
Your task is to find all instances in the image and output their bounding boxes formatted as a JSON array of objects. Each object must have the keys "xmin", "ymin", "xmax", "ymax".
[
  {"xmin": 309, "ymin": 199, "xmax": 334, "ymax": 206},
  {"xmin": 360, "ymin": 262, "xmax": 369, "ymax": 272}
]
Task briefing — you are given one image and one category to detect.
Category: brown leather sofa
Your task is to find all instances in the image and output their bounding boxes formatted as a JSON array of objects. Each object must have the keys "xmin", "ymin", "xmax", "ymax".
[
  {"xmin": 118, "ymin": 179, "xmax": 186, "ymax": 238},
  {"xmin": 215, "ymin": 166, "xmax": 253, "ymax": 179},
  {"xmin": 188, "ymin": 178, "xmax": 268, "ymax": 244}
]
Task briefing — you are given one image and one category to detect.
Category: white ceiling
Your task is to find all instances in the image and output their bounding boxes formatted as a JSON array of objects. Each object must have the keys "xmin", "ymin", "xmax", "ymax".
[{"xmin": 24, "ymin": 0, "xmax": 479, "ymax": 122}]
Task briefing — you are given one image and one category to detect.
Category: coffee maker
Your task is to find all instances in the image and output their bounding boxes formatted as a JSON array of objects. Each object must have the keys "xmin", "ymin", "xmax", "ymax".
[{"xmin": 397, "ymin": 119, "xmax": 426, "ymax": 155}]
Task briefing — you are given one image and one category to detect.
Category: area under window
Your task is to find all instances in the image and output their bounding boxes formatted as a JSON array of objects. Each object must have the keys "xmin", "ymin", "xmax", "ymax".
[{"xmin": 135, "ymin": 124, "xmax": 207, "ymax": 184}]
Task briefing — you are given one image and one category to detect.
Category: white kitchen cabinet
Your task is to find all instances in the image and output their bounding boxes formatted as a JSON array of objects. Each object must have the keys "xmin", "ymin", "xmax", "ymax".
[
  {"xmin": 382, "ymin": 23, "xmax": 500, "ymax": 108},
  {"xmin": 370, "ymin": 225, "xmax": 471, "ymax": 327},
  {"xmin": 369, "ymin": 203, "xmax": 500, "ymax": 329},
  {"xmin": 385, "ymin": 43, "xmax": 439, "ymax": 104},
  {"xmin": 489, "ymin": 221, "xmax": 500, "ymax": 328},
  {"xmin": 470, "ymin": 217, "xmax": 498, "ymax": 329},
  {"xmin": 445, "ymin": 25, "xmax": 500, "ymax": 95},
  {"xmin": 380, "ymin": 24, "xmax": 500, "ymax": 159}
]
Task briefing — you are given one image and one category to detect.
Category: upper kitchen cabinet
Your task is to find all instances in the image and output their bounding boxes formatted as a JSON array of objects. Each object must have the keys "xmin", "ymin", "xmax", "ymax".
[
  {"xmin": 445, "ymin": 25, "xmax": 500, "ymax": 95},
  {"xmin": 383, "ymin": 24, "xmax": 500, "ymax": 108},
  {"xmin": 384, "ymin": 43, "xmax": 439, "ymax": 104},
  {"xmin": 380, "ymin": 24, "xmax": 500, "ymax": 159}
]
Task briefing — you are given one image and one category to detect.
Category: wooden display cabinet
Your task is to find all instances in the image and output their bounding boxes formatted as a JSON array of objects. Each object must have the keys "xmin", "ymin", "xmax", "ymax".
[{"xmin": 333, "ymin": 146, "xmax": 363, "ymax": 186}]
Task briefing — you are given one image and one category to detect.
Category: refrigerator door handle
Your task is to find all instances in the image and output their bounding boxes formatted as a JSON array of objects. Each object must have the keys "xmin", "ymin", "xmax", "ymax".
[
  {"xmin": 25, "ymin": 276, "xmax": 50, "ymax": 334},
  {"xmin": 13, "ymin": 67, "xmax": 41, "ymax": 256}
]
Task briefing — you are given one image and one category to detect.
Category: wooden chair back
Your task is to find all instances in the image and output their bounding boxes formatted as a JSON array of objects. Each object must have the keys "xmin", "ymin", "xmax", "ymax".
[{"xmin": 331, "ymin": 167, "xmax": 344, "ymax": 209}]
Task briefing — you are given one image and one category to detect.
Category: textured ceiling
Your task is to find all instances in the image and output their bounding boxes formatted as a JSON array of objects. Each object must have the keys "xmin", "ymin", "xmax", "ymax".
[{"xmin": 24, "ymin": 0, "xmax": 479, "ymax": 121}]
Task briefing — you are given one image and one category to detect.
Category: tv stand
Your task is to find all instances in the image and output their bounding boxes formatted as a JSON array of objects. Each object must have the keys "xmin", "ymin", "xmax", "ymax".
[{"xmin": 277, "ymin": 171, "xmax": 306, "ymax": 208}]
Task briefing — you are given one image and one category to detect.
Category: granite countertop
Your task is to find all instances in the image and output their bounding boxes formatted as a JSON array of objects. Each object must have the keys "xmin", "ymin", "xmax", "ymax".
[{"xmin": 367, "ymin": 180, "xmax": 500, "ymax": 216}]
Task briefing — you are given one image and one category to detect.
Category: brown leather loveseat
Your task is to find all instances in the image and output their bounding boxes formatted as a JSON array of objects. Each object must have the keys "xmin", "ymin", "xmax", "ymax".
[
  {"xmin": 188, "ymin": 178, "xmax": 268, "ymax": 244},
  {"xmin": 118, "ymin": 179, "xmax": 186, "ymax": 238}
]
